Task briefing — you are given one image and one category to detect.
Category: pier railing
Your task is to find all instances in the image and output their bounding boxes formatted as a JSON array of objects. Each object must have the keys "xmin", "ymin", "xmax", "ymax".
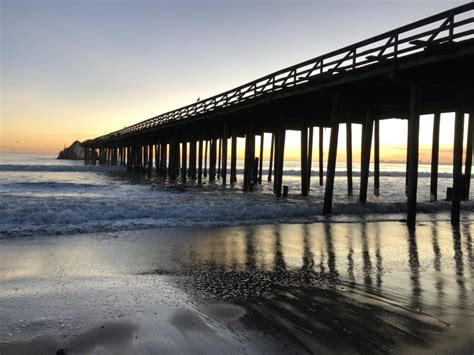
[{"xmin": 92, "ymin": 3, "xmax": 473, "ymax": 142}]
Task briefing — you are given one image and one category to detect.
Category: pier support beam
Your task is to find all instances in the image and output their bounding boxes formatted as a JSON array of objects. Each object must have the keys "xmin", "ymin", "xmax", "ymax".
[
  {"xmin": 346, "ymin": 123, "xmax": 353, "ymax": 196},
  {"xmin": 464, "ymin": 112, "xmax": 473, "ymax": 200},
  {"xmin": 258, "ymin": 134, "xmax": 264, "ymax": 183},
  {"xmin": 275, "ymin": 120, "xmax": 286, "ymax": 197},
  {"xmin": 307, "ymin": 126, "xmax": 313, "ymax": 190},
  {"xmin": 301, "ymin": 123, "xmax": 309, "ymax": 196},
  {"xmin": 209, "ymin": 138, "xmax": 217, "ymax": 181},
  {"xmin": 268, "ymin": 132, "xmax": 274, "ymax": 182},
  {"xmin": 405, "ymin": 121, "xmax": 410, "ymax": 196},
  {"xmin": 217, "ymin": 138, "xmax": 222, "ymax": 179},
  {"xmin": 323, "ymin": 96, "xmax": 341, "ymax": 214},
  {"xmin": 451, "ymin": 94, "xmax": 465, "ymax": 226},
  {"xmin": 319, "ymin": 127, "xmax": 324, "ymax": 186},
  {"xmin": 243, "ymin": 123, "xmax": 254, "ymax": 192},
  {"xmin": 181, "ymin": 140, "xmax": 187, "ymax": 182},
  {"xmin": 407, "ymin": 86, "xmax": 421, "ymax": 227},
  {"xmin": 198, "ymin": 138, "xmax": 203, "ymax": 184},
  {"xmin": 155, "ymin": 144, "xmax": 161, "ymax": 174},
  {"xmin": 222, "ymin": 124, "xmax": 228, "ymax": 185},
  {"xmin": 189, "ymin": 140, "xmax": 197, "ymax": 180},
  {"xmin": 230, "ymin": 132, "xmax": 237, "ymax": 184},
  {"xmin": 430, "ymin": 113, "xmax": 441, "ymax": 201},
  {"xmin": 374, "ymin": 119, "xmax": 380, "ymax": 197},
  {"xmin": 204, "ymin": 140, "xmax": 208, "ymax": 177},
  {"xmin": 161, "ymin": 143, "xmax": 167, "ymax": 177},
  {"xmin": 148, "ymin": 144, "xmax": 153, "ymax": 176},
  {"xmin": 359, "ymin": 109, "xmax": 374, "ymax": 203}
]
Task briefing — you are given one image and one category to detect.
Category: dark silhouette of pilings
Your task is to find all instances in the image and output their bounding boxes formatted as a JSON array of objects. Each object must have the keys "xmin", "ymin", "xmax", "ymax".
[
  {"xmin": 451, "ymin": 93, "xmax": 465, "ymax": 225},
  {"xmin": 430, "ymin": 113, "xmax": 441, "ymax": 201},
  {"xmin": 374, "ymin": 119, "xmax": 380, "ymax": 197},
  {"xmin": 346, "ymin": 123, "xmax": 353, "ymax": 197},
  {"xmin": 359, "ymin": 109, "xmax": 374, "ymax": 203},
  {"xmin": 323, "ymin": 96, "xmax": 341, "ymax": 214},
  {"xmin": 464, "ymin": 113, "xmax": 473, "ymax": 200},
  {"xmin": 407, "ymin": 86, "xmax": 421, "ymax": 228}
]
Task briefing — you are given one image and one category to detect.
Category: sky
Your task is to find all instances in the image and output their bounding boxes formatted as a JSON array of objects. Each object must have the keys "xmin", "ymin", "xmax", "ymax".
[{"xmin": 0, "ymin": 0, "xmax": 470, "ymax": 162}]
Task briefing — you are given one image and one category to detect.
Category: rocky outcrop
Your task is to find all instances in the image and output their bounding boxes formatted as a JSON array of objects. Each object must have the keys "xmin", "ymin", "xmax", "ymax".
[{"xmin": 57, "ymin": 141, "xmax": 85, "ymax": 160}]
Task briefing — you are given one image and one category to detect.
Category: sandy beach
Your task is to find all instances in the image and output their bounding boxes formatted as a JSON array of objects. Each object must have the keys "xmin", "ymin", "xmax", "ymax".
[{"xmin": 1, "ymin": 220, "xmax": 472, "ymax": 354}]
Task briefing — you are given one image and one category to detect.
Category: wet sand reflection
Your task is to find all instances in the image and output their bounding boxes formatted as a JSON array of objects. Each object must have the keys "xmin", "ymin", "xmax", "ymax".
[{"xmin": 172, "ymin": 221, "xmax": 473, "ymax": 353}]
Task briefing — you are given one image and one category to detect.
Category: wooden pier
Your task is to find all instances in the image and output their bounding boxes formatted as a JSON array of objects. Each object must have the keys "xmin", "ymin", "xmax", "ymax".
[{"xmin": 83, "ymin": 4, "xmax": 474, "ymax": 226}]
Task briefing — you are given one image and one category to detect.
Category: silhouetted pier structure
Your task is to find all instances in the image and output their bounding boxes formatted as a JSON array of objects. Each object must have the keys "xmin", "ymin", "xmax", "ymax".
[{"xmin": 83, "ymin": 4, "xmax": 474, "ymax": 226}]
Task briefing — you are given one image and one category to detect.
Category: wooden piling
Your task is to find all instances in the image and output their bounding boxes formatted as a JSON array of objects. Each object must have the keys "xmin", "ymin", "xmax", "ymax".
[
  {"xmin": 301, "ymin": 123, "xmax": 309, "ymax": 196},
  {"xmin": 374, "ymin": 119, "xmax": 380, "ymax": 197},
  {"xmin": 464, "ymin": 112, "xmax": 473, "ymax": 199},
  {"xmin": 143, "ymin": 145, "xmax": 148, "ymax": 172},
  {"xmin": 181, "ymin": 141, "xmax": 187, "ymax": 182},
  {"xmin": 189, "ymin": 140, "xmax": 197, "ymax": 179},
  {"xmin": 323, "ymin": 95, "xmax": 340, "ymax": 214},
  {"xmin": 198, "ymin": 139, "xmax": 203, "ymax": 184},
  {"xmin": 268, "ymin": 133, "xmax": 274, "ymax": 182},
  {"xmin": 359, "ymin": 109, "xmax": 374, "ymax": 203},
  {"xmin": 155, "ymin": 143, "xmax": 161, "ymax": 175},
  {"xmin": 405, "ymin": 121, "xmax": 410, "ymax": 196},
  {"xmin": 407, "ymin": 86, "xmax": 420, "ymax": 227},
  {"xmin": 222, "ymin": 124, "xmax": 228, "ymax": 185},
  {"xmin": 148, "ymin": 144, "xmax": 153, "ymax": 176},
  {"xmin": 230, "ymin": 132, "xmax": 237, "ymax": 184},
  {"xmin": 346, "ymin": 123, "xmax": 353, "ymax": 196},
  {"xmin": 319, "ymin": 127, "xmax": 324, "ymax": 186},
  {"xmin": 161, "ymin": 143, "xmax": 167, "ymax": 177},
  {"xmin": 209, "ymin": 138, "xmax": 217, "ymax": 181},
  {"xmin": 307, "ymin": 126, "xmax": 313, "ymax": 190},
  {"xmin": 430, "ymin": 113, "xmax": 441, "ymax": 201},
  {"xmin": 217, "ymin": 138, "xmax": 221, "ymax": 179},
  {"xmin": 243, "ymin": 123, "xmax": 253, "ymax": 192},
  {"xmin": 168, "ymin": 140, "xmax": 176, "ymax": 180},
  {"xmin": 451, "ymin": 93, "xmax": 464, "ymax": 225},
  {"xmin": 204, "ymin": 140, "xmax": 208, "ymax": 177},
  {"xmin": 275, "ymin": 120, "xmax": 286, "ymax": 197},
  {"xmin": 258, "ymin": 134, "xmax": 264, "ymax": 183}
]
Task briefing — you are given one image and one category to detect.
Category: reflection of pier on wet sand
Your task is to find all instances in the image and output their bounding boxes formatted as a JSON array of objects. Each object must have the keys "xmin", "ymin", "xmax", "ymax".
[
  {"xmin": 0, "ymin": 221, "xmax": 472, "ymax": 353},
  {"xmin": 170, "ymin": 222, "xmax": 473, "ymax": 353}
]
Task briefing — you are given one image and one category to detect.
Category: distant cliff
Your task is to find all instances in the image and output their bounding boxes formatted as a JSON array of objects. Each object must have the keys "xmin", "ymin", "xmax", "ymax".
[{"xmin": 57, "ymin": 140, "xmax": 85, "ymax": 160}]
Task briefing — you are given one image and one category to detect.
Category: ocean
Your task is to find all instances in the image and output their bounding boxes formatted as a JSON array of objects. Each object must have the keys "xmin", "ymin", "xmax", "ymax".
[{"xmin": 0, "ymin": 152, "xmax": 472, "ymax": 238}]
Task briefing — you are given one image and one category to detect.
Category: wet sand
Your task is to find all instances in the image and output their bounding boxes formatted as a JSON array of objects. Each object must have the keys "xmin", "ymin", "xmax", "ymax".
[{"xmin": 0, "ymin": 220, "xmax": 473, "ymax": 354}]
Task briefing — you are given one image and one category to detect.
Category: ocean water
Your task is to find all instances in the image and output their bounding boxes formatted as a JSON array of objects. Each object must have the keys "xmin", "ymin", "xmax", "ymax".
[{"xmin": 0, "ymin": 153, "xmax": 472, "ymax": 237}]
